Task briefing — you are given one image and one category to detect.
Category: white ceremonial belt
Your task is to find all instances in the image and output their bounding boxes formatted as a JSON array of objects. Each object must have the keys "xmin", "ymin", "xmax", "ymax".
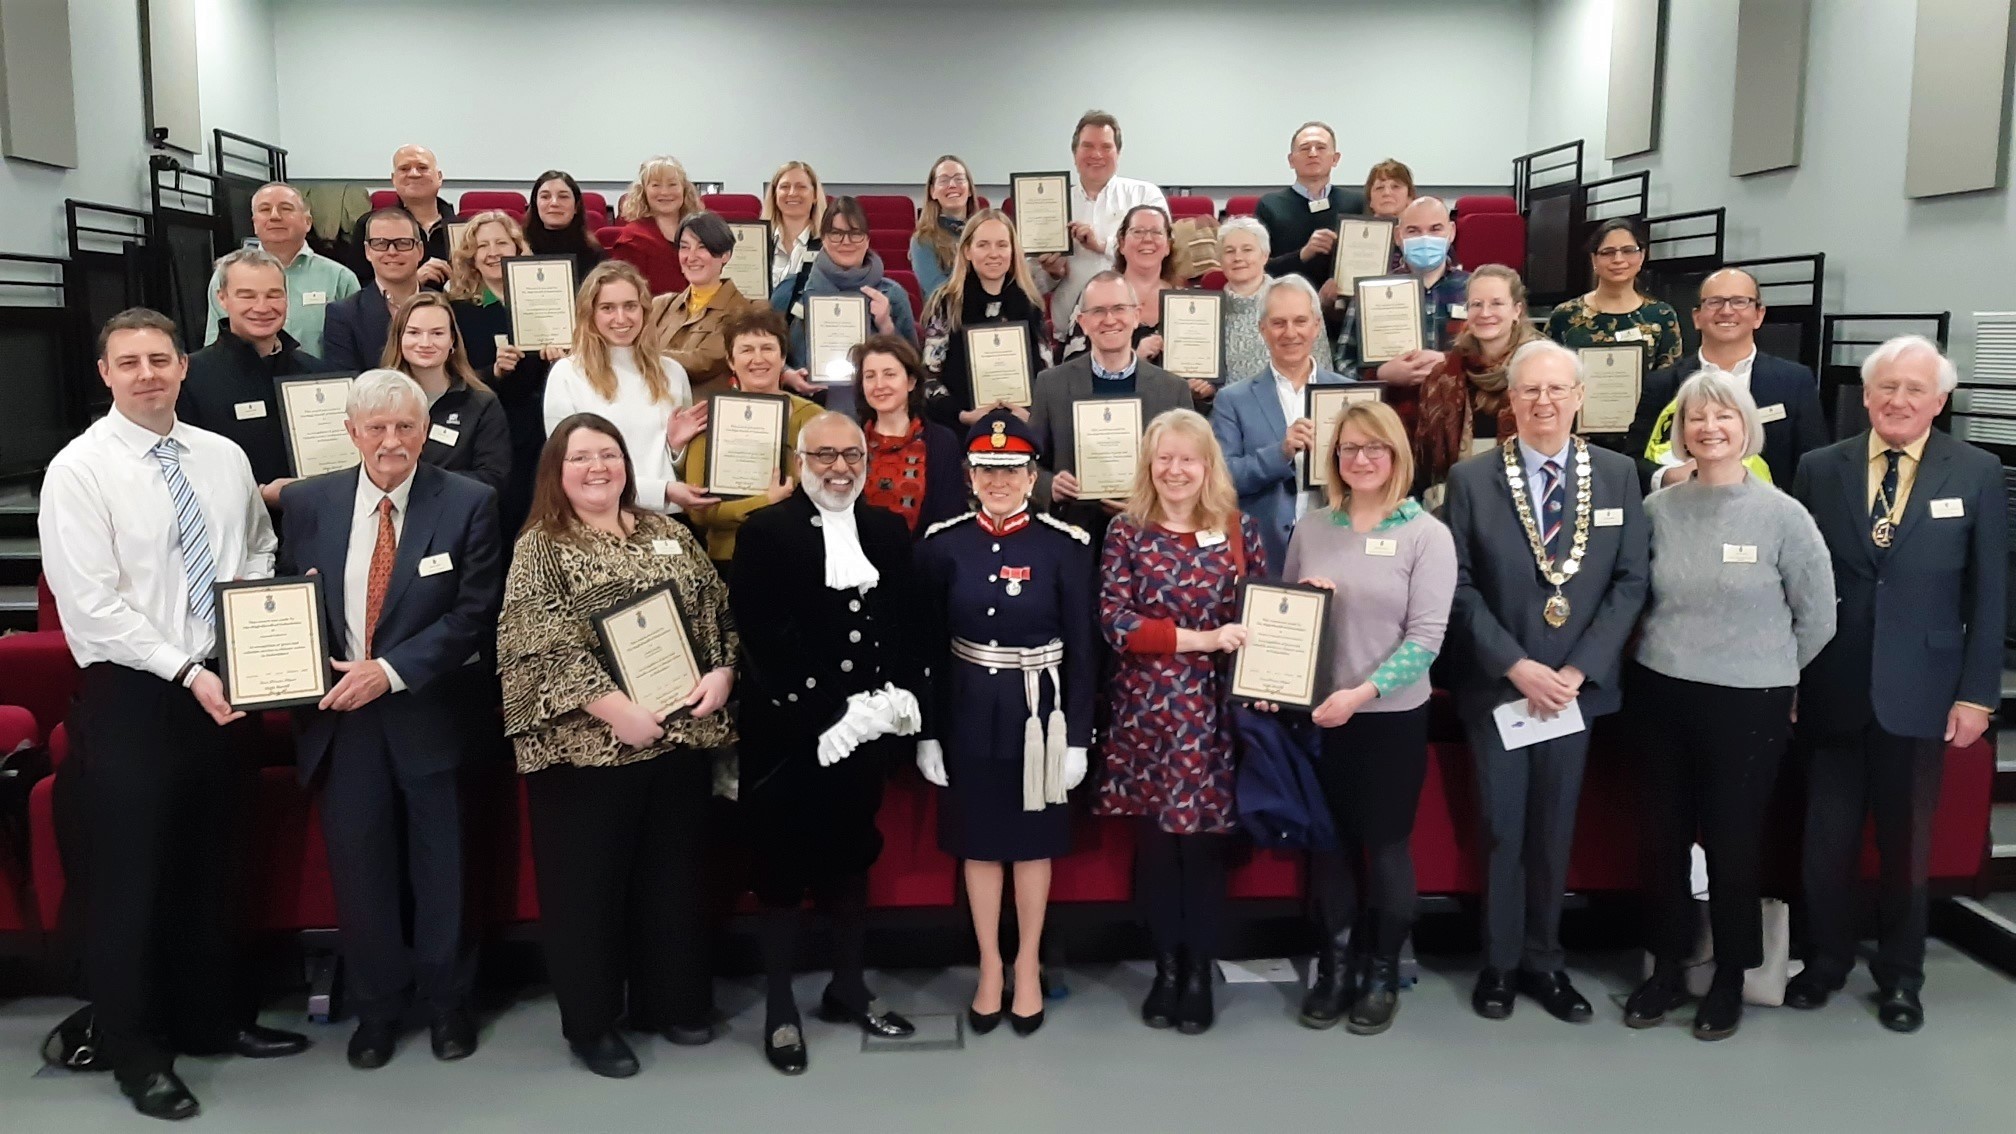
[
  {"xmin": 948, "ymin": 637, "xmax": 1068, "ymax": 811},
  {"xmin": 950, "ymin": 638, "xmax": 1065, "ymax": 671}
]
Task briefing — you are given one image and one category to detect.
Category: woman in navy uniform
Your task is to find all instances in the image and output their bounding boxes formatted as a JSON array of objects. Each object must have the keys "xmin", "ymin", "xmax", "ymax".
[{"xmin": 916, "ymin": 410, "xmax": 1095, "ymax": 1037}]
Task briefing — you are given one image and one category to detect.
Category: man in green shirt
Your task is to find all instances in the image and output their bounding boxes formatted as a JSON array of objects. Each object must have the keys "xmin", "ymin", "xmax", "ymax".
[{"xmin": 204, "ymin": 182, "xmax": 359, "ymax": 356}]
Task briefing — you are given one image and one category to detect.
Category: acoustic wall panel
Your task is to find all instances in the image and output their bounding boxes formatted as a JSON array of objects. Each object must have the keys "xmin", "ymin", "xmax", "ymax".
[
  {"xmin": 1729, "ymin": 0, "xmax": 1811, "ymax": 176},
  {"xmin": 1904, "ymin": 0, "xmax": 2014, "ymax": 198},
  {"xmin": 1605, "ymin": 0, "xmax": 1668, "ymax": 160},
  {"xmin": 141, "ymin": 0, "xmax": 201, "ymax": 152},
  {"xmin": 0, "ymin": 0, "xmax": 79, "ymax": 168}
]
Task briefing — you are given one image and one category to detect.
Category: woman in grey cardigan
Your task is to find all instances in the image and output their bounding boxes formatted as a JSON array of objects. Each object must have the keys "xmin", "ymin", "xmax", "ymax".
[{"xmin": 1623, "ymin": 370, "xmax": 1836, "ymax": 1041}]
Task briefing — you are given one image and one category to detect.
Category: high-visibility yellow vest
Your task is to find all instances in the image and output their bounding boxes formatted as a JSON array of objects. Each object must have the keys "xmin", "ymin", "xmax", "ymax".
[{"xmin": 1643, "ymin": 398, "xmax": 1773, "ymax": 484}]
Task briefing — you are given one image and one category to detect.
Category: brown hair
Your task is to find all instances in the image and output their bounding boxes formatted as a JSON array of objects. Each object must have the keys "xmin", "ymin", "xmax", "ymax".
[
  {"xmin": 98, "ymin": 307, "xmax": 183, "ymax": 358},
  {"xmin": 1321, "ymin": 399, "xmax": 1413, "ymax": 514},
  {"xmin": 849, "ymin": 334, "xmax": 927, "ymax": 425},
  {"xmin": 446, "ymin": 209, "xmax": 530, "ymax": 302},
  {"xmin": 913, "ymin": 154, "xmax": 974, "ymax": 275},
  {"xmin": 571, "ymin": 261, "xmax": 676, "ymax": 405},
  {"xmin": 922, "ymin": 209, "xmax": 1044, "ymax": 327},
  {"xmin": 1112, "ymin": 204, "xmax": 1179, "ymax": 286},
  {"xmin": 723, "ymin": 306, "xmax": 790, "ymax": 357},
  {"xmin": 1123, "ymin": 409, "xmax": 1237, "ymax": 534},
  {"xmin": 381, "ymin": 291, "xmax": 487, "ymax": 392},
  {"xmin": 360, "ymin": 206, "xmax": 425, "ymax": 244},
  {"xmin": 1363, "ymin": 159, "xmax": 1416, "ymax": 201},
  {"xmin": 523, "ymin": 413, "xmax": 642, "ymax": 540},
  {"xmin": 1072, "ymin": 110, "xmax": 1123, "ymax": 151},
  {"xmin": 761, "ymin": 160, "xmax": 828, "ymax": 236}
]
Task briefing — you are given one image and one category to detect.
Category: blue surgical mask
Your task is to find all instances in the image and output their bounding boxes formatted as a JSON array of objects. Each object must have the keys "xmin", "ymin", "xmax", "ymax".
[{"xmin": 1401, "ymin": 234, "xmax": 1450, "ymax": 271}]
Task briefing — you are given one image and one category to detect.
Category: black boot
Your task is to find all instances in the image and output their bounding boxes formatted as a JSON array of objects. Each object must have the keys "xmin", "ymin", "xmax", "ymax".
[
  {"xmin": 1298, "ymin": 933, "xmax": 1356, "ymax": 1029},
  {"xmin": 1141, "ymin": 952, "xmax": 1181, "ymax": 1029},
  {"xmin": 1176, "ymin": 956, "xmax": 1216, "ymax": 1035},
  {"xmin": 1624, "ymin": 964, "xmax": 1690, "ymax": 1029},
  {"xmin": 1347, "ymin": 953, "xmax": 1400, "ymax": 1035}
]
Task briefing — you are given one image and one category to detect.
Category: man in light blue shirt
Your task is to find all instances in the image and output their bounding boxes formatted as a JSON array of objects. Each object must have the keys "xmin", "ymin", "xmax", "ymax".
[{"xmin": 204, "ymin": 183, "xmax": 358, "ymax": 356}]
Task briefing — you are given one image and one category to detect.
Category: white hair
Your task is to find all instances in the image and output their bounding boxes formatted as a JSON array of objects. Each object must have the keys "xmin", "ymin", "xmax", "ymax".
[
  {"xmin": 1258, "ymin": 273, "xmax": 1322, "ymax": 326},
  {"xmin": 1861, "ymin": 333, "xmax": 1957, "ymax": 394},
  {"xmin": 1670, "ymin": 369, "xmax": 1766, "ymax": 463},
  {"xmin": 1215, "ymin": 215, "xmax": 1270, "ymax": 256},
  {"xmin": 348, "ymin": 368, "xmax": 428, "ymax": 421},
  {"xmin": 1507, "ymin": 339, "xmax": 1584, "ymax": 388}
]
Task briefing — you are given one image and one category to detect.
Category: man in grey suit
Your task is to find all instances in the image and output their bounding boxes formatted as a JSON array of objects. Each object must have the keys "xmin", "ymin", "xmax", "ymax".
[
  {"xmin": 1786, "ymin": 335, "xmax": 2005, "ymax": 1033},
  {"xmin": 1211, "ymin": 275, "xmax": 1357, "ymax": 569},
  {"xmin": 1029, "ymin": 271, "xmax": 1194, "ymax": 541},
  {"xmin": 1444, "ymin": 340, "xmax": 1649, "ymax": 1024}
]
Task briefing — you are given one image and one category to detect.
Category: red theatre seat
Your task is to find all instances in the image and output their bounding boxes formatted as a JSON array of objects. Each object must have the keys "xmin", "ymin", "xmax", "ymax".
[
  {"xmin": 595, "ymin": 225, "xmax": 626, "ymax": 252},
  {"xmin": 584, "ymin": 209, "xmax": 609, "ymax": 232},
  {"xmin": 869, "ymin": 229, "xmax": 912, "ymax": 261},
  {"xmin": 1455, "ymin": 212, "xmax": 1526, "ymax": 273},
  {"xmin": 701, "ymin": 193, "xmax": 762, "ymax": 220},
  {"xmin": 580, "ymin": 191, "xmax": 611, "ymax": 216},
  {"xmin": 856, "ymin": 195, "xmax": 917, "ymax": 230},
  {"xmin": 369, "ymin": 190, "xmax": 400, "ymax": 211},
  {"xmin": 1165, "ymin": 195, "xmax": 1215, "ymax": 219},
  {"xmin": 0, "ymin": 705, "xmax": 38, "ymax": 933},
  {"xmin": 1197, "ymin": 270, "xmax": 1227, "ymax": 291},
  {"xmin": 458, "ymin": 191, "xmax": 528, "ymax": 217},
  {"xmin": 1225, "ymin": 195, "xmax": 1261, "ymax": 217},
  {"xmin": 1454, "ymin": 194, "xmax": 1518, "ymax": 215},
  {"xmin": 885, "ymin": 270, "xmax": 925, "ymax": 319}
]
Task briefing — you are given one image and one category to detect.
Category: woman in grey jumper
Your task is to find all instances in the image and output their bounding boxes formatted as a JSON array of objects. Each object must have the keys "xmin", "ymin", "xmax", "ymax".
[{"xmin": 1623, "ymin": 370, "xmax": 1836, "ymax": 1040}]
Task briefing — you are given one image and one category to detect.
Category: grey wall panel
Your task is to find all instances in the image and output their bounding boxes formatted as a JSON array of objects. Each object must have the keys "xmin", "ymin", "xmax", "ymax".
[
  {"xmin": 1606, "ymin": 0, "xmax": 1668, "ymax": 159},
  {"xmin": 0, "ymin": 0, "xmax": 79, "ymax": 169},
  {"xmin": 1904, "ymin": 0, "xmax": 2014, "ymax": 198},
  {"xmin": 1729, "ymin": 0, "xmax": 1811, "ymax": 176},
  {"xmin": 142, "ymin": 0, "xmax": 200, "ymax": 152}
]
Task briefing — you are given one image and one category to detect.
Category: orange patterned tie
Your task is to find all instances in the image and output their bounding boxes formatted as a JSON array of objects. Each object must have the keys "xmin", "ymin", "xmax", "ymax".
[{"xmin": 363, "ymin": 497, "xmax": 396, "ymax": 658}]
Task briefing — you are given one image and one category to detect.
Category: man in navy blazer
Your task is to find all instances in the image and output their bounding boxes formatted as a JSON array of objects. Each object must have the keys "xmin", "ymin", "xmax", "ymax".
[
  {"xmin": 1625, "ymin": 267, "xmax": 1828, "ymax": 489},
  {"xmin": 1787, "ymin": 335, "xmax": 2004, "ymax": 1033},
  {"xmin": 320, "ymin": 209, "xmax": 429, "ymax": 372},
  {"xmin": 279, "ymin": 369, "xmax": 502, "ymax": 1068},
  {"xmin": 1212, "ymin": 275, "xmax": 1357, "ymax": 569}
]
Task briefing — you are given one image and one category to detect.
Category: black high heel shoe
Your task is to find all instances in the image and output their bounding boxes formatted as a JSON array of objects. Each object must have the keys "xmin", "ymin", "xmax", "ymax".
[
  {"xmin": 1008, "ymin": 1008, "xmax": 1045, "ymax": 1036},
  {"xmin": 967, "ymin": 1006, "xmax": 1003, "ymax": 1035}
]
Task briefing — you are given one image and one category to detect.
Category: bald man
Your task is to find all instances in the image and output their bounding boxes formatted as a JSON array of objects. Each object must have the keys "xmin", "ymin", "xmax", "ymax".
[
  {"xmin": 352, "ymin": 144, "xmax": 460, "ymax": 288},
  {"xmin": 1335, "ymin": 195, "xmax": 1470, "ymax": 385},
  {"xmin": 205, "ymin": 181, "xmax": 359, "ymax": 354}
]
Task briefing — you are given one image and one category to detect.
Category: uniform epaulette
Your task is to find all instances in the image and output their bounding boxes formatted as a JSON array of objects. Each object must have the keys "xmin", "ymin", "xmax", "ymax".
[
  {"xmin": 1036, "ymin": 513, "xmax": 1091, "ymax": 545},
  {"xmin": 922, "ymin": 512, "xmax": 976, "ymax": 539}
]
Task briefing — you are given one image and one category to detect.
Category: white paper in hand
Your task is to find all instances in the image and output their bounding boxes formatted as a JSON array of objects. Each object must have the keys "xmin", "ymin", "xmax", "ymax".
[{"xmin": 1492, "ymin": 697, "xmax": 1586, "ymax": 751}]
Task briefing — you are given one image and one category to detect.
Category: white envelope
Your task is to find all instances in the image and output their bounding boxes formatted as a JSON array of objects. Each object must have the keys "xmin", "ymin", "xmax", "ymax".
[{"xmin": 1492, "ymin": 697, "xmax": 1586, "ymax": 751}]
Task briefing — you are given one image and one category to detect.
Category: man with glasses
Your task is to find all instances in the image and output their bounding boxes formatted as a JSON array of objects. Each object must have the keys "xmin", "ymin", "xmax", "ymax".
[
  {"xmin": 1626, "ymin": 266, "xmax": 1828, "ymax": 489},
  {"xmin": 1253, "ymin": 122, "xmax": 1369, "ymax": 289},
  {"xmin": 1338, "ymin": 196, "xmax": 1470, "ymax": 385},
  {"xmin": 1444, "ymin": 340, "xmax": 1647, "ymax": 1026},
  {"xmin": 1028, "ymin": 271, "xmax": 1194, "ymax": 541},
  {"xmin": 1036, "ymin": 110, "xmax": 1168, "ymax": 348},
  {"xmin": 323, "ymin": 209, "xmax": 430, "ymax": 372},
  {"xmin": 205, "ymin": 182, "xmax": 359, "ymax": 355}
]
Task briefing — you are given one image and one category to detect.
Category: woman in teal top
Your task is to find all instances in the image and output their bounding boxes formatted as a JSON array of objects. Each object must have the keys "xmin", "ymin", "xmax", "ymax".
[{"xmin": 1544, "ymin": 217, "xmax": 1684, "ymax": 372}]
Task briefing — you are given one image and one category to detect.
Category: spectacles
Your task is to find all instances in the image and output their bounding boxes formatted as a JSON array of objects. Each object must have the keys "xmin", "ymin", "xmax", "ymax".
[
  {"xmin": 824, "ymin": 230, "xmax": 867, "ymax": 245},
  {"xmin": 1124, "ymin": 228, "xmax": 1168, "ymax": 240},
  {"xmin": 1698, "ymin": 296, "xmax": 1760, "ymax": 312},
  {"xmin": 1082, "ymin": 304, "xmax": 1139, "ymax": 320},
  {"xmin": 563, "ymin": 451, "xmax": 623, "ymax": 467},
  {"xmin": 1514, "ymin": 384, "xmax": 1581, "ymax": 403},
  {"xmin": 800, "ymin": 447, "xmax": 866, "ymax": 466},
  {"xmin": 1336, "ymin": 443, "xmax": 1393, "ymax": 460},
  {"xmin": 932, "ymin": 174, "xmax": 969, "ymax": 188},
  {"xmin": 1594, "ymin": 245, "xmax": 1644, "ymax": 258},
  {"xmin": 365, "ymin": 237, "xmax": 421, "ymax": 253},
  {"xmin": 1466, "ymin": 298, "xmax": 1517, "ymax": 313}
]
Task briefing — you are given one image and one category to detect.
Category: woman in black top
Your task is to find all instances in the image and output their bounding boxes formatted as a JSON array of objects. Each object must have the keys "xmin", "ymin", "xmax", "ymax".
[
  {"xmin": 919, "ymin": 209, "xmax": 1049, "ymax": 432},
  {"xmin": 524, "ymin": 169, "xmax": 605, "ymax": 281},
  {"xmin": 450, "ymin": 211, "xmax": 560, "ymax": 534},
  {"xmin": 382, "ymin": 292, "xmax": 512, "ymax": 498}
]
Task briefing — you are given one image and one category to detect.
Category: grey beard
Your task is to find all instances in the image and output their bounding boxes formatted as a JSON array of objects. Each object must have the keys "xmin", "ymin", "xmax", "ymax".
[{"xmin": 806, "ymin": 478, "xmax": 862, "ymax": 513}]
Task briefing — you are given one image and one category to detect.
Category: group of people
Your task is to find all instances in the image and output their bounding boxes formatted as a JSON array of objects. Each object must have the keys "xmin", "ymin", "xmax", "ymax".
[{"xmin": 33, "ymin": 111, "xmax": 2004, "ymax": 1122}]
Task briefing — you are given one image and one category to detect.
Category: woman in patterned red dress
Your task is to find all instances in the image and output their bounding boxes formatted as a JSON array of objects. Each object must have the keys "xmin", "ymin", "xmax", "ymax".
[{"xmin": 1095, "ymin": 408, "xmax": 1267, "ymax": 1036}]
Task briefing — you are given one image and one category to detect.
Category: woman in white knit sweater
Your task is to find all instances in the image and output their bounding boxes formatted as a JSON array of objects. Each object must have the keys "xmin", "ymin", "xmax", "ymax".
[{"xmin": 544, "ymin": 260, "xmax": 714, "ymax": 513}]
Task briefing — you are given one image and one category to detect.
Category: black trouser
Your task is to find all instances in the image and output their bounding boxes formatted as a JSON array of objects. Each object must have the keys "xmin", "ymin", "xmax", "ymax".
[
  {"xmin": 315, "ymin": 712, "xmax": 471, "ymax": 1025},
  {"xmin": 1801, "ymin": 721, "xmax": 1945, "ymax": 993},
  {"xmin": 1134, "ymin": 821, "xmax": 1229, "ymax": 958},
  {"xmin": 1464, "ymin": 714, "xmax": 1590, "ymax": 974},
  {"xmin": 1633, "ymin": 668, "xmax": 1792, "ymax": 972},
  {"xmin": 525, "ymin": 751, "xmax": 712, "ymax": 1044},
  {"xmin": 67, "ymin": 663, "xmax": 255, "ymax": 1085},
  {"xmin": 755, "ymin": 870, "xmax": 873, "ymax": 1028},
  {"xmin": 1310, "ymin": 707, "xmax": 1429, "ymax": 958}
]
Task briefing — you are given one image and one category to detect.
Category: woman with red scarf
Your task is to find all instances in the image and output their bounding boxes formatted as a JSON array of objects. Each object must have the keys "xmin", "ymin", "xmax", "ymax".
[
  {"xmin": 1411, "ymin": 265, "xmax": 1541, "ymax": 508},
  {"xmin": 853, "ymin": 335, "xmax": 967, "ymax": 535}
]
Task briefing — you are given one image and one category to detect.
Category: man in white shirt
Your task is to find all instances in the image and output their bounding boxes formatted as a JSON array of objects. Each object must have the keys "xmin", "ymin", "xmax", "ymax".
[
  {"xmin": 203, "ymin": 182, "xmax": 359, "ymax": 355},
  {"xmin": 1036, "ymin": 110, "xmax": 1168, "ymax": 344},
  {"xmin": 40, "ymin": 308, "xmax": 308, "ymax": 1120}
]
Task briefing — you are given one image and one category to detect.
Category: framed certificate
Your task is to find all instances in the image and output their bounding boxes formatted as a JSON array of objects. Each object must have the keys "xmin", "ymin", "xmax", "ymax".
[
  {"xmin": 704, "ymin": 391, "xmax": 791, "ymax": 498},
  {"xmin": 503, "ymin": 255, "xmax": 578, "ymax": 349},
  {"xmin": 1229, "ymin": 581, "xmax": 1333, "ymax": 710},
  {"xmin": 274, "ymin": 373, "xmax": 359, "ymax": 477},
  {"xmin": 1333, "ymin": 217, "xmax": 1396, "ymax": 293},
  {"xmin": 1576, "ymin": 344, "xmax": 1643, "ymax": 434},
  {"xmin": 213, "ymin": 576, "xmax": 333, "ymax": 711},
  {"xmin": 1353, "ymin": 276, "xmax": 1426, "ymax": 364},
  {"xmin": 964, "ymin": 322, "xmax": 1034, "ymax": 408},
  {"xmin": 1159, "ymin": 290, "xmax": 1224, "ymax": 381},
  {"xmin": 446, "ymin": 221, "xmax": 471, "ymax": 256},
  {"xmin": 1302, "ymin": 383, "xmax": 1388, "ymax": 491},
  {"xmin": 723, "ymin": 220, "xmax": 774, "ymax": 302},
  {"xmin": 1009, "ymin": 171, "xmax": 1073, "ymax": 256},
  {"xmin": 806, "ymin": 293, "xmax": 867, "ymax": 383},
  {"xmin": 591, "ymin": 584, "xmax": 704, "ymax": 720},
  {"xmin": 1071, "ymin": 397, "xmax": 1144, "ymax": 500}
]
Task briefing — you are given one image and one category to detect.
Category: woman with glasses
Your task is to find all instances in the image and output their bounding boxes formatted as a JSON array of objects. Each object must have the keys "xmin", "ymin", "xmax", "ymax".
[
  {"xmin": 677, "ymin": 308, "xmax": 823, "ymax": 567},
  {"xmin": 853, "ymin": 334, "xmax": 967, "ymax": 536},
  {"xmin": 524, "ymin": 170, "xmax": 605, "ymax": 281},
  {"xmin": 910, "ymin": 155, "xmax": 976, "ymax": 302},
  {"xmin": 1413, "ymin": 266, "xmax": 1544, "ymax": 503},
  {"xmin": 764, "ymin": 161, "xmax": 828, "ymax": 290},
  {"xmin": 1544, "ymin": 217, "xmax": 1683, "ymax": 372},
  {"xmin": 648, "ymin": 213, "xmax": 762, "ymax": 402},
  {"xmin": 1064, "ymin": 204, "xmax": 1177, "ymax": 363},
  {"xmin": 769, "ymin": 196, "xmax": 917, "ymax": 380},
  {"xmin": 381, "ymin": 291, "xmax": 512, "ymax": 496},
  {"xmin": 919, "ymin": 209, "xmax": 1050, "ymax": 430},
  {"xmin": 608, "ymin": 156, "xmax": 702, "ymax": 296},
  {"xmin": 1268, "ymin": 400, "xmax": 1455, "ymax": 1036},
  {"xmin": 498, "ymin": 413, "xmax": 738, "ymax": 1078}
]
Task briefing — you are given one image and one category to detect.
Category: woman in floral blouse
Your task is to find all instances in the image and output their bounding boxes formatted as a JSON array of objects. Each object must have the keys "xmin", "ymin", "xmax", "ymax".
[
  {"xmin": 498, "ymin": 412, "xmax": 737, "ymax": 1080},
  {"xmin": 1544, "ymin": 217, "xmax": 1684, "ymax": 372}
]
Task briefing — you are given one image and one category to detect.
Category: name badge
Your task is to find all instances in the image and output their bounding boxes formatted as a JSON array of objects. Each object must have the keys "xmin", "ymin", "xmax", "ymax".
[
  {"xmin": 1723, "ymin": 543, "xmax": 1758, "ymax": 564},
  {"xmin": 428, "ymin": 424, "xmax": 460, "ymax": 447},
  {"xmin": 1195, "ymin": 529, "xmax": 1227, "ymax": 548},
  {"xmin": 1756, "ymin": 403, "xmax": 1787, "ymax": 424},
  {"xmin": 652, "ymin": 538, "xmax": 684, "ymax": 556},
  {"xmin": 418, "ymin": 553, "xmax": 454, "ymax": 576},
  {"xmin": 301, "ymin": 290, "xmax": 328, "ymax": 306},
  {"xmin": 1595, "ymin": 508, "xmax": 1624, "ymax": 527},
  {"xmin": 1306, "ymin": 197, "xmax": 1331, "ymax": 213},
  {"xmin": 1449, "ymin": 303, "xmax": 1468, "ymax": 320},
  {"xmin": 984, "ymin": 302, "xmax": 1002, "ymax": 319},
  {"xmin": 1930, "ymin": 497, "xmax": 1965, "ymax": 519},
  {"xmin": 1366, "ymin": 537, "xmax": 1398, "ymax": 557},
  {"xmin": 790, "ymin": 302, "xmax": 806, "ymax": 319},
  {"xmin": 1613, "ymin": 327, "xmax": 1646, "ymax": 343},
  {"xmin": 233, "ymin": 400, "xmax": 268, "ymax": 420}
]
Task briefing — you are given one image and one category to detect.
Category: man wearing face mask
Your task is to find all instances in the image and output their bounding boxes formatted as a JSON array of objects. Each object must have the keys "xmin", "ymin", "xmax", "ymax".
[{"xmin": 1337, "ymin": 196, "xmax": 1469, "ymax": 386}]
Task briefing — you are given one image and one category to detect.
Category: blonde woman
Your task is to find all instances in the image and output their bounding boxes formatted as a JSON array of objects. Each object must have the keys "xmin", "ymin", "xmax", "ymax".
[
  {"xmin": 919, "ymin": 208, "xmax": 1049, "ymax": 429},
  {"xmin": 1277, "ymin": 400, "xmax": 1455, "ymax": 1036},
  {"xmin": 1095, "ymin": 409, "xmax": 1264, "ymax": 1036},
  {"xmin": 909, "ymin": 154, "xmax": 976, "ymax": 301},
  {"xmin": 763, "ymin": 160, "xmax": 829, "ymax": 290},
  {"xmin": 609, "ymin": 156, "xmax": 701, "ymax": 295},
  {"xmin": 543, "ymin": 261, "xmax": 715, "ymax": 513}
]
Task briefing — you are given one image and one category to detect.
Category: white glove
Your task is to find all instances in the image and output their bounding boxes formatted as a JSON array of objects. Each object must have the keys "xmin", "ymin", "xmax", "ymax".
[
  {"xmin": 817, "ymin": 715, "xmax": 867, "ymax": 767},
  {"xmin": 916, "ymin": 739, "xmax": 948, "ymax": 787},
  {"xmin": 881, "ymin": 683, "xmax": 922, "ymax": 736},
  {"xmin": 1063, "ymin": 745, "xmax": 1088, "ymax": 790}
]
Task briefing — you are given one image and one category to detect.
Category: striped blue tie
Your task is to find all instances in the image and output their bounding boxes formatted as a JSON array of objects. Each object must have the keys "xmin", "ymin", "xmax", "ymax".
[
  {"xmin": 1540, "ymin": 459, "xmax": 1565, "ymax": 556},
  {"xmin": 151, "ymin": 439, "xmax": 217, "ymax": 624}
]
